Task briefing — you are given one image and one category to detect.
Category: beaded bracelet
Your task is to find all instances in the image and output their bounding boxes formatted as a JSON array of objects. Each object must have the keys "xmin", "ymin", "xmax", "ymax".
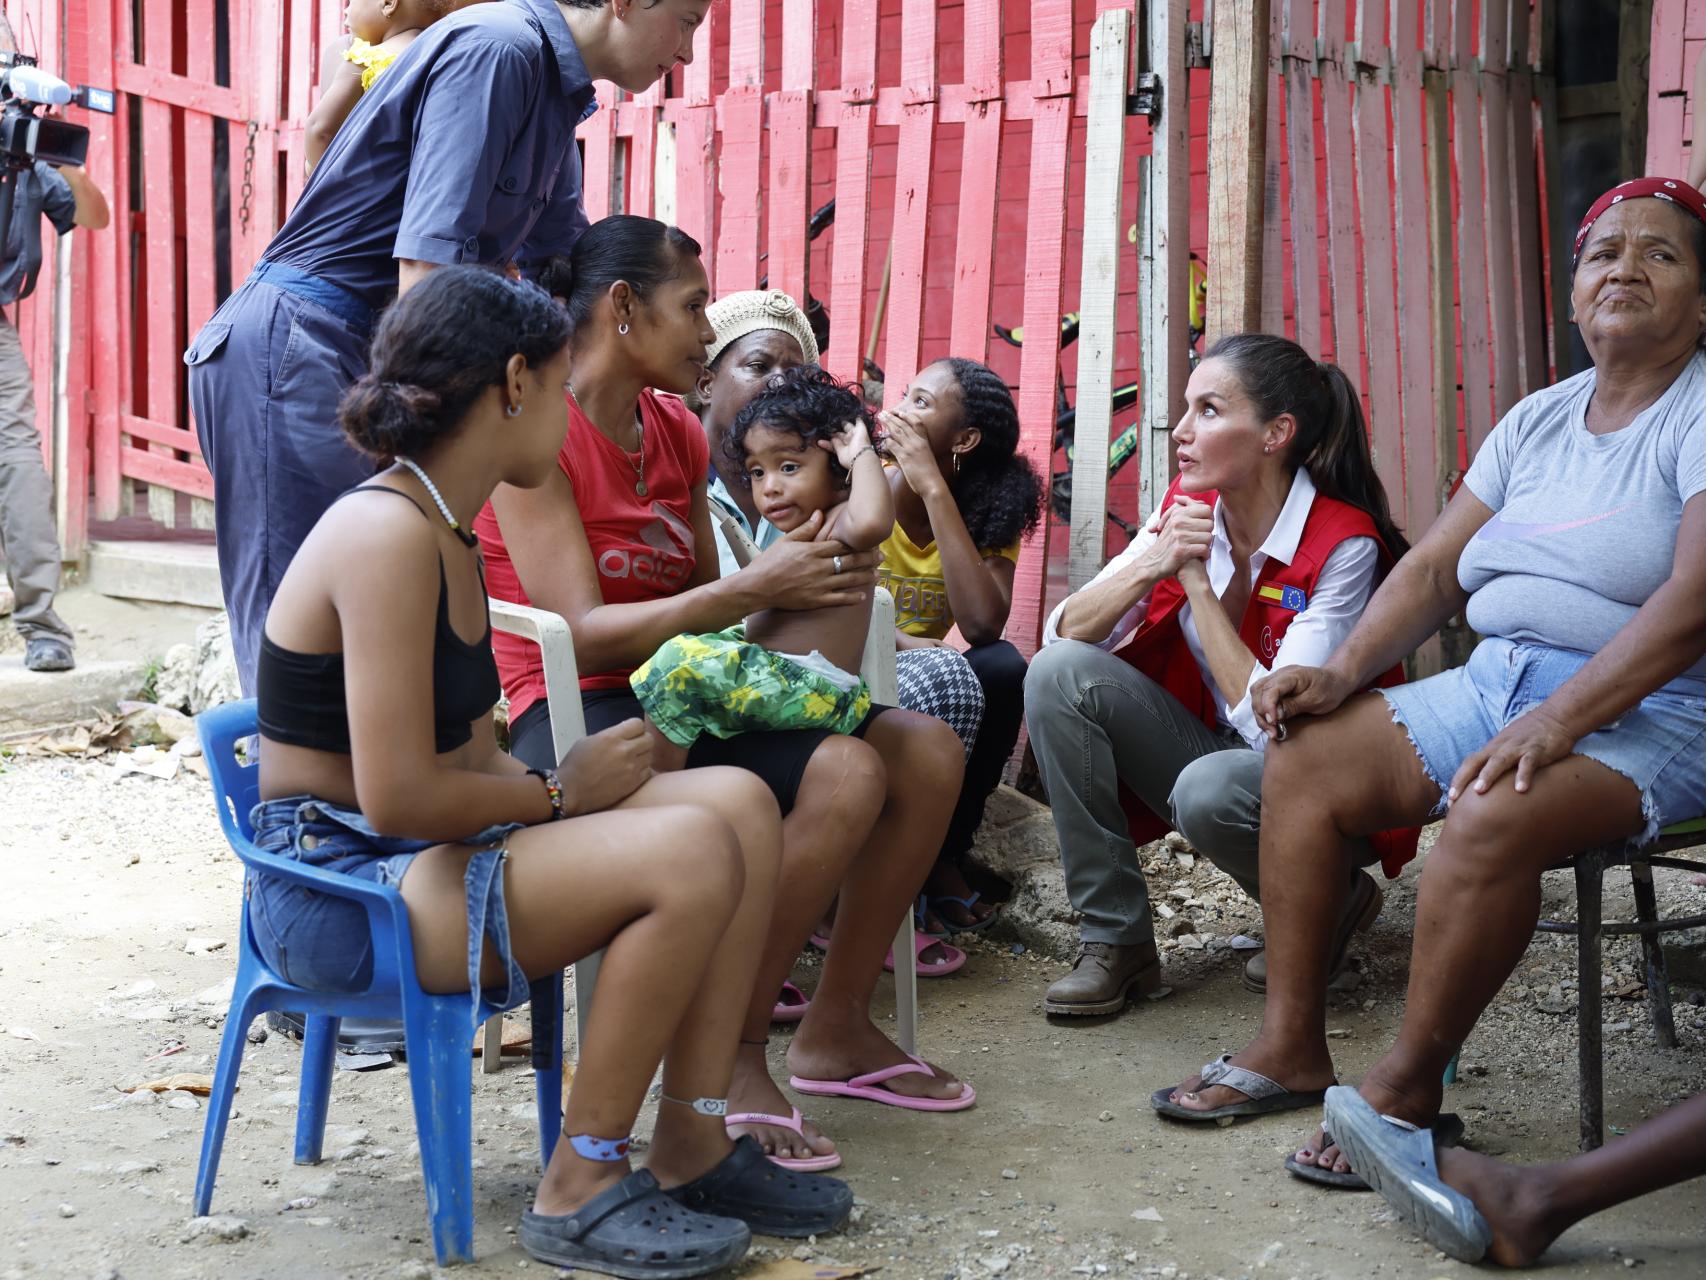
[{"xmin": 528, "ymin": 767, "xmax": 567, "ymax": 821}]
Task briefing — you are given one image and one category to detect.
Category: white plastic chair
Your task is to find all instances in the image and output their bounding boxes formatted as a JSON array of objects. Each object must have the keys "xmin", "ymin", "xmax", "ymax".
[
  {"xmin": 484, "ymin": 600, "xmax": 593, "ymax": 1067},
  {"xmin": 710, "ymin": 505, "xmax": 918, "ymax": 1052}
]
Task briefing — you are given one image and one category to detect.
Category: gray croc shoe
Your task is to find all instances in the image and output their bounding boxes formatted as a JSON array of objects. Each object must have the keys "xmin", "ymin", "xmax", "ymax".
[
  {"xmin": 1322, "ymin": 1086, "xmax": 1492, "ymax": 1262},
  {"xmin": 1284, "ymin": 1112, "xmax": 1466, "ymax": 1190},
  {"xmin": 1151, "ymin": 1054, "xmax": 1332, "ymax": 1122},
  {"xmin": 665, "ymin": 1135, "xmax": 853, "ymax": 1238},
  {"xmin": 520, "ymin": 1169, "xmax": 751, "ymax": 1279}
]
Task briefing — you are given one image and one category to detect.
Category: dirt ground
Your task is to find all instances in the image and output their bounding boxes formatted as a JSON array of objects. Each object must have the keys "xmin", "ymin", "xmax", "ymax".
[{"xmin": 5, "ymin": 747, "xmax": 1706, "ymax": 1280}]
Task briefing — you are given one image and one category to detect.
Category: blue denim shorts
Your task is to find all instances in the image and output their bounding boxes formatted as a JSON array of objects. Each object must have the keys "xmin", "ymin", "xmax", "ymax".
[
  {"xmin": 249, "ymin": 796, "xmax": 529, "ymax": 1028},
  {"xmin": 1381, "ymin": 638, "xmax": 1706, "ymax": 846}
]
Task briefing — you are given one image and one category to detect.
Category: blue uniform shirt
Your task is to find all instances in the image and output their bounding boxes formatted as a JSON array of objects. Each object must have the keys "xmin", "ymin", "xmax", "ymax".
[
  {"xmin": 0, "ymin": 162, "xmax": 76, "ymax": 305},
  {"xmin": 261, "ymin": 0, "xmax": 596, "ymax": 308}
]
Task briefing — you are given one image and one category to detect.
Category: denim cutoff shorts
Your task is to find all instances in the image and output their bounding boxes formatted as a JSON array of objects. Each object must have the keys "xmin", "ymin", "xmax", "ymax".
[
  {"xmin": 249, "ymin": 796, "xmax": 529, "ymax": 1029},
  {"xmin": 1381, "ymin": 637, "xmax": 1706, "ymax": 846}
]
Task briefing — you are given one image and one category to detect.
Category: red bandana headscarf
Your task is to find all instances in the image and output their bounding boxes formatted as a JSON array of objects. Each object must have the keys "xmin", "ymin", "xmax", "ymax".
[{"xmin": 1573, "ymin": 177, "xmax": 1706, "ymax": 265}]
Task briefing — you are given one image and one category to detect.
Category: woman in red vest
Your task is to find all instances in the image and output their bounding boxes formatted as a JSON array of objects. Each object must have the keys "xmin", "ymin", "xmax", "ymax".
[{"xmin": 1025, "ymin": 334, "xmax": 1410, "ymax": 1018}]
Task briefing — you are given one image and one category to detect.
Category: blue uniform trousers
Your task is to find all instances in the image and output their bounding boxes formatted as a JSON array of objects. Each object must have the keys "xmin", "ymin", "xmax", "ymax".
[{"xmin": 186, "ymin": 278, "xmax": 375, "ymax": 692}]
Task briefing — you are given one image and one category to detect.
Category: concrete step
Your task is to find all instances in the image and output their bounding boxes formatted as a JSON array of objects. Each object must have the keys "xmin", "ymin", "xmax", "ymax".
[
  {"xmin": 87, "ymin": 540, "xmax": 223, "ymax": 609},
  {"xmin": 0, "ymin": 656, "xmax": 149, "ymax": 736}
]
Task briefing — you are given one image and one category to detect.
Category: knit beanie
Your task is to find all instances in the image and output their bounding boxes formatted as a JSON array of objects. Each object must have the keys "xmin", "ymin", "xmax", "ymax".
[{"xmin": 705, "ymin": 289, "xmax": 821, "ymax": 373}]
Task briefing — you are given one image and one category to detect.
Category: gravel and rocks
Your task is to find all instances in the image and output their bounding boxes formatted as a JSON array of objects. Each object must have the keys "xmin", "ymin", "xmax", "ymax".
[{"xmin": 3, "ymin": 758, "xmax": 1705, "ymax": 1278}]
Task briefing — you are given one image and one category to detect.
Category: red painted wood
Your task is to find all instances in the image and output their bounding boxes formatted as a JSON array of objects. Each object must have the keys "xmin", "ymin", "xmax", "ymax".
[
  {"xmin": 1480, "ymin": 0, "xmax": 1519, "ymax": 420},
  {"xmin": 1507, "ymin": 2, "xmax": 1547, "ymax": 396},
  {"xmin": 1281, "ymin": 0, "xmax": 1319, "ymax": 357},
  {"xmin": 1452, "ymin": 0, "xmax": 1495, "ymax": 455},
  {"xmin": 628, "ymin": 82, "xmax": 660, "ymax": 218},
  {"xmin": 826, "ymin": 1, "xmax": 878, "ymax": 382},
  {"xmin": 948, "ymin": 0, "xmax": 1005, "ymax": 360},
  {"xmin": 1352, "ymin": 1, "xmax": 1402, "ymax": 493},
  {"xmin": 61, "ymin": 0, "xmax": 95, "ymax": 550},
  {"xmin": 581, "ymin": 84, "xmax": 618, "ymax": 222},
  {"xmin": 1391, "ymin": 0, "xmax": 1439, "ymax": 540},
  {"xmin": 674, "ymin": 6, "xmax": 718, "ymax": 287},
  {"xmin": 185, "ymin": 0, "xmax": 218, "ymax": 336},
  {"xmin": 1008, "ymin": 0, "xmax": 1075, "ymax": 655},
  {"xmin": 119, "ymin": 445, "xmax": 216, "ymax": 498},
  {"xmin": 1318, "ymin": 0, "xmax": 1362, "ymax": 371},
  {"xmin": 764, "ymin": 0, "xmax": 815, "ymax": 306},
  {"xmin": 883, "ymin": 0, "xmax": 940, "ymax": 398},
  {"xmin": 139, "ymin": 1, "xmax": 182, "ymax": 483}
]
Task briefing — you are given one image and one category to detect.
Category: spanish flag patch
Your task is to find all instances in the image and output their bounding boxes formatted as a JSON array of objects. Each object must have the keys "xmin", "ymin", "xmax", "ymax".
[{"xmin": 1258, "ymin": 583, "xmax": 1308, "ymax": 612}]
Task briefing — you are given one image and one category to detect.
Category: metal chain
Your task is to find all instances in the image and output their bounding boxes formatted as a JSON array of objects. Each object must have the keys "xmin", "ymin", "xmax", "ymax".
[{"xmin": 238, "ymin": 120, "xmax": 258, "ymax": 234}]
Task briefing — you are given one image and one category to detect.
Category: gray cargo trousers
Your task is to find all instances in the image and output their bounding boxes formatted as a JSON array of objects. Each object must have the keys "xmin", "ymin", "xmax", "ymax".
[
  {"xmin": 0, "ymin": 315, "xmax": 70, "ymax": 645},
  {"xmin": 1024, "ymin": 638, "xmax": 1371, "ymax": 947}
]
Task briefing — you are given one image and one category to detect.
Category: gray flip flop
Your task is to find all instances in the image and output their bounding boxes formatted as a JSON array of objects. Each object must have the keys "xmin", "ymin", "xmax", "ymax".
[
  {"xmin": 1322, "ymin": 1086, "xmax": 1492, "ymax": 1262},
  {"xmin": 1284, "ymin": 1111, "xmax": 1466, "ymax": 1190},
  {"xmin": 665, "ymin": 1135, "xmax": 854, "ymax": 1238},
  {"xmin": 1151, "ymin": 1053, "xmax": 1332, "ymax": 1122},
  {"xmin": 520, "ymin": 1169, "xmax": 751, "ymax": 1278}
]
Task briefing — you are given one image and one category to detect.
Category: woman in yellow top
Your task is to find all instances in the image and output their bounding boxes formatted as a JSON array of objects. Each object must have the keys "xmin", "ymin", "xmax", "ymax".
[
  {"xmin": 306, "ymin": 0, "xmax": 486, "ymax": 174},
  {"xmin": 878, "ymin": 357, "xmax": 1043, "ymax": 935}
]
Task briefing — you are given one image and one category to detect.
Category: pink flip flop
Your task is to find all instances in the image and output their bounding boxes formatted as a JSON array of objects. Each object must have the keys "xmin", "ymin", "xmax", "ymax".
[
  {"xmin": 771, "ymin": 980, "xmax": 810, "ymax": 1022},
  {"xmin": 809, "ymin": 929, "xmax": 966, "ymax": 978},
  {"xmin": 789, "ymin": 1054, "xmax": 977, "ymax": 1112},
  {"xmin": 724, "ymin": 1106, "xmax": 842, "ymax": 1171},
  {"xmin": 888, "ymin": 929, "xmax": 965, "ymax": 977}
]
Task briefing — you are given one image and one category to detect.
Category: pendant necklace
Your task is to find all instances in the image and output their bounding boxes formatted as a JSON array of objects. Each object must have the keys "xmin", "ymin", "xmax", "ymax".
[
  {"xmin": 569, "ymin": 382, "xmax": 647, "ymax": 496},
  {"xmin": 395, "ymin": 456, "xmax": 478, "ymax": 548}
]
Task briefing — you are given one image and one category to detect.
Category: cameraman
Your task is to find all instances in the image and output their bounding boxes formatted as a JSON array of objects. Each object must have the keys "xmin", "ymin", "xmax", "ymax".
[{"xmin": 0, "ymin": 157, "xmax": 106, "ymax": 671}]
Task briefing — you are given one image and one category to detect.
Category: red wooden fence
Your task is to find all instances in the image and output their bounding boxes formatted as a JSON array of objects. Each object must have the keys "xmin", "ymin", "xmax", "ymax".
[
  {"xmin": 1647, "ymin": 0, "xmax": 1703, "ymax": 177},
  {"xmin": 18, "ymin": 2, "xmax": 1684, "ymax": 656}
]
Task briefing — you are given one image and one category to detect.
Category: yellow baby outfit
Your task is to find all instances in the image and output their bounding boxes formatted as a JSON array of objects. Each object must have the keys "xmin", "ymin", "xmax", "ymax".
[{"xmin": 344, "ymin": 37, "xmax": 399, "ymax": 92}]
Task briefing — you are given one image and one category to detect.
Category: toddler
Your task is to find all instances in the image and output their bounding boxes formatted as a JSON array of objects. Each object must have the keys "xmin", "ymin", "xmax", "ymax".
[
  {"xmin": 632, "ymin": 367, "xmax": 894, "ymax": 762},
  {"xmin": 305, "ymin": 0, "xmax": 481, "ymax": 173}
]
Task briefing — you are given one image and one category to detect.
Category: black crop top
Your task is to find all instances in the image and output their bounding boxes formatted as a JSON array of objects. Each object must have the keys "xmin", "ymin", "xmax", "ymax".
[{"xmin": 256, "ymin": 487, "xmax": 502, "ymax": 755}]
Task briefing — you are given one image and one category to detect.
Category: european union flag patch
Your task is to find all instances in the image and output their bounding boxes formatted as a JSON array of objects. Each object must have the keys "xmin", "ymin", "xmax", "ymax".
[{"xmin": 1257, "ymin": 583, "xmax": 1308, "ymax": 612}]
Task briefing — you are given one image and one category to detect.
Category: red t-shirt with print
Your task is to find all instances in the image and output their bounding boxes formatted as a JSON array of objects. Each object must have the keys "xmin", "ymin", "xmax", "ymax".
[{"xmin": 477, "ymin": 388, "xmax": 709, "ymax": 715}]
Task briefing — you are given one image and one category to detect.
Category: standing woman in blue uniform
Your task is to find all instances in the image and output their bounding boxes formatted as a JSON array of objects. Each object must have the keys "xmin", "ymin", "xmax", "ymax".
[{"xmin": 187, "ymin": 0, "xmax": 711, "ymax": 689}]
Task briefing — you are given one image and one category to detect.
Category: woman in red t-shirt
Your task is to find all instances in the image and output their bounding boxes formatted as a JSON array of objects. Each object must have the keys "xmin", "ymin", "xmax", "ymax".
[{"xmin": 477, "ymin": 217, "xmax": 973, "ymax": 1173}]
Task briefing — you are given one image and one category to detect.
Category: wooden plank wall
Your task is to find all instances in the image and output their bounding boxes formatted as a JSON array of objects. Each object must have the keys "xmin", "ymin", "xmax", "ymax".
[
  {"xmin": 1646, "ymin": 0, "xmax": 1704, "ymax": 175},
  {"xmin": 1253, "ymin": 0, "xmax": 1554, "ymax": 556}
]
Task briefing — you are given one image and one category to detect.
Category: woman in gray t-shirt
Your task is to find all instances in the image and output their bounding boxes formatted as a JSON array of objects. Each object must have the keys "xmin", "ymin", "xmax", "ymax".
[{"xmin": 1155, "ymin": 178, "xmax": 1706, "ymax": 1215}]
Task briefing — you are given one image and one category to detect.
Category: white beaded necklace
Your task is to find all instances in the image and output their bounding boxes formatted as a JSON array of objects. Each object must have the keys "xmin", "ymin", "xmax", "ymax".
[{"xmin": 395, "ymin": 456, "xmax": 477, "ymax": 547}]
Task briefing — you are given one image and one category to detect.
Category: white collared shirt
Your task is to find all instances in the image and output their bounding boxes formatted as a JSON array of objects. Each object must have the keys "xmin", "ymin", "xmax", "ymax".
[{"xmin": 1042, "ymin": 467, "xmax": 1379, "ymax": 750}]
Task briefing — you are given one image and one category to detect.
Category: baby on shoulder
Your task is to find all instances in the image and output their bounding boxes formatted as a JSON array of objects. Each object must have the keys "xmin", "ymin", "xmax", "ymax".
[{"xmin": 632, "ymin": 367, "xmax": 893, "ymax": 765}]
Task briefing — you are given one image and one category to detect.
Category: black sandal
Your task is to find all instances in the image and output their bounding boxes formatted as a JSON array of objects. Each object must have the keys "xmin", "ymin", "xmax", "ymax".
[
  {"xmin": 665, "ymin": 1135, "xmax": 854, "ymax": 1238},
  {"xmin": 520, "ymin": 1169, "xmax": 750, "ymax": 1278}
]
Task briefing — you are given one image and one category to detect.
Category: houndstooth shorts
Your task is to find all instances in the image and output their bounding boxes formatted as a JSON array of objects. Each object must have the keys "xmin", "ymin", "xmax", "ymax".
[{"xmin": 896, "ymin": 645, "xmax": 985, "ymax": 761}]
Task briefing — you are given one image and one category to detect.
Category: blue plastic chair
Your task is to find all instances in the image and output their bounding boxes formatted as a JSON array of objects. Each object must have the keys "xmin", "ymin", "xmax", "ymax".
[{"xmin": 193, "ymin": 700, "xmax": 564, "ymax": 1264}]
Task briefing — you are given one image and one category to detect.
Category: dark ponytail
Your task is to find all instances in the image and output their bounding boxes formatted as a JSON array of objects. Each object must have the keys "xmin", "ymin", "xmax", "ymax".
[
  {"xmin": 339, "ymin": 266, "xmax": 570, "ymax": 461},
  {"xmin": 1203, "ymin": 333, "xmax": 1410, "ymax": 560},
  {"xmin": 537, "ymin": 214, "xmax": 703, "ymax": 337},
  {"xmin": 937, "ymin": 357, "xmax": 1043, "ymax": 549}
]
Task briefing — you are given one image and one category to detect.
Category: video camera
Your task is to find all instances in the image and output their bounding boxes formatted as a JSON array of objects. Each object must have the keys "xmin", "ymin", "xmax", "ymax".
[{"xmin": 0, "ymin": 49, "xmax": 113, "ymax": 170}]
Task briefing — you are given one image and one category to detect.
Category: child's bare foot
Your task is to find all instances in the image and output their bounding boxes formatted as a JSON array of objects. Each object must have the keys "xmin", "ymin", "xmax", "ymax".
[
  {"xmin": 788, "ymin": 1010, "xmax": 969, "ymax": 1104},
  {"xmin": 725, "ymin": 1041, "xmax": 838, "ymax": 1164},
  {"xmin": 922, "ymin": 861, "xmax": 996, "ymax": 932}
]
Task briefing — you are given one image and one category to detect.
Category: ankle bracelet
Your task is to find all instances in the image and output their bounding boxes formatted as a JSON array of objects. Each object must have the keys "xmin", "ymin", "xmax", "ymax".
[
  {"xmin": 567, "ymin": 1133, "xmax": 632, "ymax": 1162},
  {"xmin": 660, "ymin": 1093, "xmax": 728, "ymax": 1117}
]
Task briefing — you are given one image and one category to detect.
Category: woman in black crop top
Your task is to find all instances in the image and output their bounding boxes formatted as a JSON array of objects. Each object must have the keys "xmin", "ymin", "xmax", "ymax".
[{"xmin": 250, "ymin": 265, "xmax": 850, "ymax": 1276}]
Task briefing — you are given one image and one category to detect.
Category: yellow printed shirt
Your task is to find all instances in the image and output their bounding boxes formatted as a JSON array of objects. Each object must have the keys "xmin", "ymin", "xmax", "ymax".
[
  {"xmin": 345, "ymin": 37, "xmax": 400, "ymax": 92},
  {"xmin": 878, "ymin": 523, "xmax": 1022, "ymax": 640}
]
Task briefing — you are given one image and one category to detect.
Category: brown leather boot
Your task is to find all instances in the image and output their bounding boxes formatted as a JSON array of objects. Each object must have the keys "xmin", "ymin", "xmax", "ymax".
[{"xmin": 1044, "ymin": 941, "xmax": 1170, "ymax": 1016}]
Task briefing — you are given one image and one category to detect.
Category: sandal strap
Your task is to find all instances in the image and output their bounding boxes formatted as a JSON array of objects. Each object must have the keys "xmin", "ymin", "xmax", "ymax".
[
  {"xmin": 1197, "ymin": 1053, "xmax": 1287, "ymax": 1101},
  {"xmin": 724, "ymin": 1106, "xmax": 805, "ymax": 1132},
  {"xmin": 847, "ymin": 1054, "xmax": 935, "ymax": 1089}
]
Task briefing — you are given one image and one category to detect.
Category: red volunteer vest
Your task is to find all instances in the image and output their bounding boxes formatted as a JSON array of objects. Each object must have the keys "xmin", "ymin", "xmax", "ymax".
[{"xmin": 1114, "ymin": 478, "xmax": 1420, "ymax": 879}]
